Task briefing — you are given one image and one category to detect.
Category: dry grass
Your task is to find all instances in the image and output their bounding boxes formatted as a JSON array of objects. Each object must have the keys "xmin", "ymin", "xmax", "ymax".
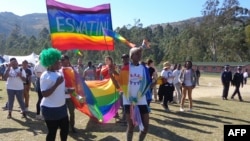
[{"xmin": 0, "ymin": 74, "xmax": 250, "ymax": 141}]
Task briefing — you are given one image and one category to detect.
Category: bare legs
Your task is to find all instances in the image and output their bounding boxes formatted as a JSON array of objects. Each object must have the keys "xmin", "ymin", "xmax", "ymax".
[
  {"xmin": 180, "ymin": 86, "xmax": 193, "ymax": 111},
  {"xmin": 126, "ymin": 113, "xmax": 149, "ymax": 141}
]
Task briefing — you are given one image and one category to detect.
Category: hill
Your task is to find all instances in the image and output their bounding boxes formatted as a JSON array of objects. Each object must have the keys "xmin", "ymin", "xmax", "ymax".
[
  {"xmin": 0, "ymin": 12, "xmax": 48, "ymax": 37},
  {"xmin": 0, "ymin": 12, "xmax": 201, "ymax": 37}
]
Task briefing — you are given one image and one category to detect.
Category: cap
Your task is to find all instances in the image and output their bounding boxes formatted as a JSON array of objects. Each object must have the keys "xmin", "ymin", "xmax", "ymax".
[
  {"xmin": 121, "ymin": 54, "xmax": 129, "ymax": 58},
  {"xmin": 163, "ymin": 61, "xmax": 171, "ymax": 69},
  {"xmin": 98, "ymin": 63, "xmax": 103, "ymax": 67}
]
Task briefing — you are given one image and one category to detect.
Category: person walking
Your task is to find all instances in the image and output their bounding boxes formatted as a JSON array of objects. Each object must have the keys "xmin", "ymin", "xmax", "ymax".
[
  {"xmin": 195, "ymin": 67, "xmax": 201, "ymax": 86},
  {"xmin": 173, "ymin": 64, "xmax": 182, "ymax": 104},
  {"xmin": 110, "ymin": 47, "xmax": 152, "ymax": 141},
  {"xmin": 231, "ymin": 66, "xmax": 244, "ymax": 101},
  {"xmin": 221, "ymin": 65, "xmax": 232, "ymax": 100},
  {"xmin": 243, "ymin": 68, "xmax": 248, "ymax": 84},
  {"xmin": 179, "ymin": 60, "xmax": 197, "ymax": 112},
  {"xmin": 158, "ymin": 61, "xmax": 174, "ymax": 111}
]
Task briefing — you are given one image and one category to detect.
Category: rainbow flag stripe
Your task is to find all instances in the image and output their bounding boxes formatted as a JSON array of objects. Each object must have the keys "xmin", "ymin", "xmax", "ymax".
[
  {"xmin": 46, "ymin": 0, "xmax": 114, "ymax": 50},
  {"xmin": 63, "ymin": 67, "xmax": 120, "ymax": 123}
]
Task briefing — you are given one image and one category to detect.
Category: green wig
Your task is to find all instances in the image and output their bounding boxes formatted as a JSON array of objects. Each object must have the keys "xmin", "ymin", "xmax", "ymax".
[{"xmin": 40, "ymin": 48, "xmax": 61, "ymax": 67}]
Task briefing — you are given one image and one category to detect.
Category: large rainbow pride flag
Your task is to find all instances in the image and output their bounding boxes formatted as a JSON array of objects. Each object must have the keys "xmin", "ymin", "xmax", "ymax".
[
  {"xmin": 46, "ymin": 0, "xmax": 114, "ymax": 51},
  {"xmin": 62, "ymin": 67, "xmax": 120, "ymax": 123}
]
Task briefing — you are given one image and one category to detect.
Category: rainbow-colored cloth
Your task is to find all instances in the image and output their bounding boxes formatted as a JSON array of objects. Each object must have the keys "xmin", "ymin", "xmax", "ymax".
[
  {"xmin": 62, "ymin": 67, "xmax": 120, "ymax": 123},
  {"xmin": 118, "ymin": 64, "xmax": 152, "ymax": 130}
]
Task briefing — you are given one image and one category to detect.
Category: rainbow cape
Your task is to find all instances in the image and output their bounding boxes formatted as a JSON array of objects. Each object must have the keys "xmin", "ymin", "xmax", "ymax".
[
  {"xmin": 62, "ymin": 67, "xmax": 120, "ymax": 123},
  {"xmin": 46, "ymin": 0, "xmax": 114, "ymax": 50},
  {"xmin": 118, "ymin": 64, "xmax": 152, "ymax": 130}
]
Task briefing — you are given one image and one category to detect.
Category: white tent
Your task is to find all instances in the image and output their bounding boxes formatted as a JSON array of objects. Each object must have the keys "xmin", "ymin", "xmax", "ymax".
[{"xmin": 3, "ymin": 52, "xmax": 39, "ymax": 65}]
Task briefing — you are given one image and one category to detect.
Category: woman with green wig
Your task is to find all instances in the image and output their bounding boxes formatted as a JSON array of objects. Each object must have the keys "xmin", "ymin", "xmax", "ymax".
[{"xmin": 39, "ymin": 48, "xmax": 69, "ymax": 141}]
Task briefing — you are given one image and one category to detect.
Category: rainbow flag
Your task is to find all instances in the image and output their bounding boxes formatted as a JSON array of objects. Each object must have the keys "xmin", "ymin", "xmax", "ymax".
[
  {"xmin": 103, "ymin": 28, "xmax": 136, "ymax": 48},
  {"xmin": 62, "ymin": 67, "xmax": 120, "ymax": 123},
  {"xmin": 46, "ymin": 0, "xmax": 114, "ymax": 50}
]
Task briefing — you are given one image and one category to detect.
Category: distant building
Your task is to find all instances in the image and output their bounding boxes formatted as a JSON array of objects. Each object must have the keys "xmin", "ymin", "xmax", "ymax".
[{"xmin": 193, "ymin": 62, "xmax": 250, "ymax": 73}]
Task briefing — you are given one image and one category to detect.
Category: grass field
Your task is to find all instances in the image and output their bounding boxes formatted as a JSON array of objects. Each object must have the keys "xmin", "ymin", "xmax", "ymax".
[{"xmin": 0, "ymin": 74, "xmax": 250, "ymax": 141}]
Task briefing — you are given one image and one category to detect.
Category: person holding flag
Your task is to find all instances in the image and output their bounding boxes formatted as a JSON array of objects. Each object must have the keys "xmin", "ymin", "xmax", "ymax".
[{"xmin": 109, "ymin": 47, "xmax": 152, "ymax": 141}]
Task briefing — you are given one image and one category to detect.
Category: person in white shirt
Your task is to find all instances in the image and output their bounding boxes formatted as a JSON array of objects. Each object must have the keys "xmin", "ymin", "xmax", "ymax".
[
  {"xmin": 39, "ymin": 48, "xmax": 69, "ymax": 141},
  {"xmin": 179, "ymin": 61, "xmax": 197, "ymax": 112},
  {"xmin": 33, "ymin": 57, "xmax": 46, "ymax": 120},
  {"xmin": 173, "ymin": 64, "xmax": 182, "ymax": 104},
  {"xmin": 158, "ymin": 61, "xmax": 175, "ymax": 111},
  {"xmin": 110, "ymin": 47, "xmax": 152, "ymax": 141},
  {"xmin": 243, "ymin": 68, "xmax": 248, "ymax": 84},
  {"xmin": 3, "ymin": 57, "xmax": 26, "ymax": 119}
]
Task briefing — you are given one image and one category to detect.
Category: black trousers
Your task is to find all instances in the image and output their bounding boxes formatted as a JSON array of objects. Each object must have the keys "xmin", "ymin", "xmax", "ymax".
[
  {"xmin": 36, "ymin": 78, "xmax": 43, "ymax": 115},
  {"xmin": 158, "ymin": 83, "xmax": 174, "ymax": 109},
  {"xmin": 231, "ymin": 85, "xmax": 242, "ymax": 100},
  {"xmin": 45, "ymin": 116, "xmax": 69, "ymax": 141},
  {"xmin": 222, "ymin": 82, "xmax": 230, "ymax": 98}
]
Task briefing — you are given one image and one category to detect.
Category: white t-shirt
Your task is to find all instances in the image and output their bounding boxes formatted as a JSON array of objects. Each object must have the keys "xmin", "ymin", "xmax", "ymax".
[
  {"xmin": 184, "ymin": 69, "xmax": 193, "ymax": 86},
  {"xmin": 123, "ymin": 64, "xmax": 147, "ymax": 105},
  {"xmin": 243, "ymin": 72, "xmax": 248, "ymax": 78},
  {"xmin": 173, "ymin": 69, "xmax": 181, "ymax": 84},
  {"xmin": 5, "ymin": 67, "xmax": 26, "ymax": 90},
  {"xmin": 40, "ymin": 71, "xmax": 66, "ymax": 107},
  {"xmin": 161, "ymin": 69, "xmax": 174, "ymax": 84}
]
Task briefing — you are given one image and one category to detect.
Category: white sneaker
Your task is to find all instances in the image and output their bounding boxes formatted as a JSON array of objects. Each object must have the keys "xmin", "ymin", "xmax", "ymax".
[
  {"xmin": 180, "ymin": 108, "xmax": 185, "ymax": 112},
  {"xmin": 188, "ymin": 108, "xmax": 192, "ymax": 112},
  {"xmin": 35, "ymin": 115, "xmax": 44, "ymax": 120}
]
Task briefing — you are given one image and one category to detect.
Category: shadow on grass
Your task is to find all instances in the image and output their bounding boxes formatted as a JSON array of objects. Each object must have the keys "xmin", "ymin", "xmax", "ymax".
[
  {"xmin": 10, "ymin": 116, "xmax": 47, "ymax": 136},
  {"xmin": 68, "ymin": 119, "xmax": 125, "ymax": 141},
  {"xmin": 148, "ymin": 124, "xmax": 193, "ymax": 141},
  {"xmin": 150, "ymin": 115, "xmax": 214, "ymax": 134},
  {"xmin": 0, "ymin": 128, "xmax": 26, "ymax": 134},
  {"xmin": 68, "ymin": 129, "xmax": 98, "ymax": 141},
  {"xmin": 98, "ymin": 136, "xmax": 120, "ymax": 141}
]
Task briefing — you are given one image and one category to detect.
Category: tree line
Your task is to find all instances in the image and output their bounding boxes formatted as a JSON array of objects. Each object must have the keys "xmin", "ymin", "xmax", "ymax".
[{"xmin": 0, "ymin": 0, "xmax": 250, "ymax": 66}]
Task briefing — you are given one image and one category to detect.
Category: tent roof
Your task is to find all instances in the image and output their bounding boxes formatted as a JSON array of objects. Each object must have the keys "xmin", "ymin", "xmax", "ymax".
[{"xmin": 3, "ymin": 52, "xmax": 39, "ymax": 65}]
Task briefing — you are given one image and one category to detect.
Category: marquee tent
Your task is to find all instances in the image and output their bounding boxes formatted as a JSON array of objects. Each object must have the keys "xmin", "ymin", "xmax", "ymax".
[{"xmin": 3, "ymin": 52, "xmax": 39, "ymax": 65}]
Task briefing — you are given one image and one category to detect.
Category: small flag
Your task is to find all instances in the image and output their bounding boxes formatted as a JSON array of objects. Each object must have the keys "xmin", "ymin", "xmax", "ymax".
[
  {"xmin": 102, "ymin": 28, "xmax": 136, "ymax": 48},
  {"xmin": 75, "ymin": 50, "xmax": 83, "ymax": 56}
]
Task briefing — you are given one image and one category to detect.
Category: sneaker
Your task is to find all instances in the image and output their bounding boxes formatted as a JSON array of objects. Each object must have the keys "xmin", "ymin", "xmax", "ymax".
[
  {"xmin": 35, "ymin": 115, "xmax": 44, "ymax": 120},
  {"xmin": 7, "ymin": 113, "xmax": 12, "ymax": 119},
  {"xmin": 188, "ymin": 108, "xmax": 192, "ymax": 112},
  {"xmin": 25, "ymin": 107, "xmax": 29, "ymax": 112},
  {"xmin": 165, "ymin": 108, "xmax": 170, "ymax": 112},
  {"xmin": 22, "ymin": 113, "xmax": 27, "ymax": 118},
  {"xmin": 180, "ymin": 108, "xmax": 185, "ymax": 112},
  {"xmin": 71, "ymin": 127, "xmax": 77, "ymax": 133}
]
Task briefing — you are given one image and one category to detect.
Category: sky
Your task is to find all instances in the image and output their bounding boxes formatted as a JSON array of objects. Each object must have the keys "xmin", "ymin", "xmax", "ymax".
[{"xmin": 0, "ymin": 0, "xmax": 249, "ymax": 28}]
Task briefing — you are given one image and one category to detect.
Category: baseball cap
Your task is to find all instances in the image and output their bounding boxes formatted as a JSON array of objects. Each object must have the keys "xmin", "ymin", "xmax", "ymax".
[{"xmin": 121, "ymin": 54, "xmax": 129, "ymax": 58}]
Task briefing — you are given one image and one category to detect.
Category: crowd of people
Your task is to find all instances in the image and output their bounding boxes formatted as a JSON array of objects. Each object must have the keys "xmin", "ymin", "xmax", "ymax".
[{"xmin": 1, "ymin": 46, "xmax": 249, "ymax": 141}]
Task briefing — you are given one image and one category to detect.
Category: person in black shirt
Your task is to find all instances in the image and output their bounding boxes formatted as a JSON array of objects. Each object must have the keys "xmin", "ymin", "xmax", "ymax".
[
  {"xmin": 146, "ymin": 59, "xmax": 156, "ymax": 107},
  {"xmin": 195, "ymin": 67, "xmax": 201, "ymax": 86},
  {"xmin": 231, "ymin": 66, "xmax": 244, "ymax": 101},
  {"xmin": 221, "ymin": 65, "xmax": 232, "ymax": 100}
]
